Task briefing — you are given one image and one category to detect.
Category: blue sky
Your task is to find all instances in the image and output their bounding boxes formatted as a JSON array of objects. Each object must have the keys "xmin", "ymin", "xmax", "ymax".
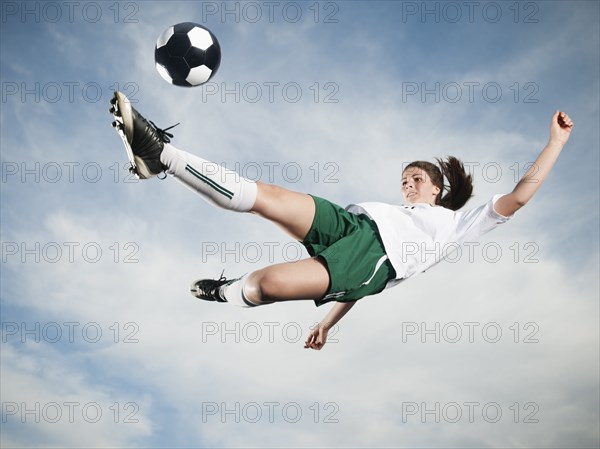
[{"xmin": 1, "ymin": 1, "xmax": 599, "ymax": 447}]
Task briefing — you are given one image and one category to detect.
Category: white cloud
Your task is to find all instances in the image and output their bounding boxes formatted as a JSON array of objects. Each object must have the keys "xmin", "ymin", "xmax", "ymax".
[{"xmin": 1, "ymin": 344, "xmax": 154, "ymax": 447}]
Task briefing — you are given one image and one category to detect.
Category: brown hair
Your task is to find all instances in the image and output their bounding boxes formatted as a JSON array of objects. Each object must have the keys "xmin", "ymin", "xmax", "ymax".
[{"xmin": 404, "ymin": 156, "xmax": 473, "ymax": 210}]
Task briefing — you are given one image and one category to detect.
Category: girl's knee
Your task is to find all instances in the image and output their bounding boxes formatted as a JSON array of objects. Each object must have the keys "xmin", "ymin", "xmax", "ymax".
[
  {"xmin": 244, "ymin": 269, "xmax": 284, "ymax": 303},
  {"xmin": 256, "ymin": 270, "xmax": 287, "ymax": 301}
]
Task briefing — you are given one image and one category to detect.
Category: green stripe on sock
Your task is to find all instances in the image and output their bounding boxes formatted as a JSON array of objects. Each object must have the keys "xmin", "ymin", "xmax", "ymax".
[{"xmin": 185, "ymin": 164, "xmax": 234, "ymax": 200}]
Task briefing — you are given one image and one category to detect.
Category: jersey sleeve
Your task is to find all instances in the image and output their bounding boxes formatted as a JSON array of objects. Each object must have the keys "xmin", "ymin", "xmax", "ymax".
[{"xmin": 454, "ymin": 194, "xmax": 514, "ymax": 242}]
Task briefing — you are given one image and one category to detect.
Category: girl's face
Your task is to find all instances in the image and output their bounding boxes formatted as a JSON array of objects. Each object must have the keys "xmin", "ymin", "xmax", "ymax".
[{"xmin": 401, "ymin": 167, "xmax": 441, "ymax": 205}]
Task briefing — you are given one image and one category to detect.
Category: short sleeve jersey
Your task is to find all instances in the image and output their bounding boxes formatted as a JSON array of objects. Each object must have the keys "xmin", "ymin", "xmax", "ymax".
[{"xmin": 346, "ymin": 194, "xmax": 513, "ymax": 281}]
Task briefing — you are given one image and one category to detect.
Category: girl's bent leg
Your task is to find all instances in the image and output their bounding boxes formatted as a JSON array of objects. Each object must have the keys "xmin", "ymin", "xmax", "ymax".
[{"xmin": 224, "ymin": 258, "xmax": 330, "ymax": 306}]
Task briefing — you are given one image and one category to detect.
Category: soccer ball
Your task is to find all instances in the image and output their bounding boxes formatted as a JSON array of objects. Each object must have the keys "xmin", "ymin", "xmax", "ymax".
[{"xmin": 154, "ymin": 22, "xmax": 221, "ymax": 87}]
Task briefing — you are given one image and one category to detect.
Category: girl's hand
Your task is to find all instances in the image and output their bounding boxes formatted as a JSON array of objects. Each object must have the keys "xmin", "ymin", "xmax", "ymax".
[
  {"xmin": 550, "ymin": 110, "xmax": 574, "ymax": 146},
  {"xmin": 304, "ymin": 324, "xmax": 329, "ymax": 350}
]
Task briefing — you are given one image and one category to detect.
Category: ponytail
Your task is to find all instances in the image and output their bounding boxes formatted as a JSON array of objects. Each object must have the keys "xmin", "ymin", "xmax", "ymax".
[
  {"xmin": 404, "ymin": 156, "xmax": 473, "ymax": 211},
  {"xmin": 436, "ymin": 156, "xmax": 473, "ymax": 210}
]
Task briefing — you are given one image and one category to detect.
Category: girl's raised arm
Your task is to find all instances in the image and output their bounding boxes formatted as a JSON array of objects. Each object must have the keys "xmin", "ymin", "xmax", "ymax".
[{"xmin": 494, "ymin": 111, "xmax": 574, "ymax": 218}]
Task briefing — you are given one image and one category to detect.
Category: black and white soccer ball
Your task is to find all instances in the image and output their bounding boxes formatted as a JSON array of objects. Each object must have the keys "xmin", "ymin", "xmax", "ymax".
[{"xmin": 154, "ymin": 22, "xmax": 221, "ymax": 87}]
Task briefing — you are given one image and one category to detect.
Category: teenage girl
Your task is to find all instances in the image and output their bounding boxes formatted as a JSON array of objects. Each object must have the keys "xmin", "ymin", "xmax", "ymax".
[{"xmin": 109, "ymin": 91, "xmax": 573, "ymax": 350}]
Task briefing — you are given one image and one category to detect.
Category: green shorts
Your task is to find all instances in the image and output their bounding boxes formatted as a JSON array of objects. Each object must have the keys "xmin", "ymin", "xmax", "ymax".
[{"xmin": 301, "ymin": 195, "xmax": 396, "ymax": 307}]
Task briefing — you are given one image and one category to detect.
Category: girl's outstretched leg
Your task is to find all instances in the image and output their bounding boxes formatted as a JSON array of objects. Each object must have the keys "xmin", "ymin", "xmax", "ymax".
[
  {"xmin": 251, "ymin": 182, "xmax": 316, "ymax": 241},
  {"xmin": 161, "ymin": 145, "xmax": 317, "ymax": 241},
  {"xmin": 110, "ymin": 90, "xmax": 312, "ymax": 234},
  {"xmin": 161, "ymin": 143, "xmax": 258, "ymax": 212}
]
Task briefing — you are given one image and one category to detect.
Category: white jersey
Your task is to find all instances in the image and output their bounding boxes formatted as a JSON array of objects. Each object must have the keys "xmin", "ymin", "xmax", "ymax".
[{"xmin": 346, "ymin": 194, "xmax": 513, "ymax": 283}]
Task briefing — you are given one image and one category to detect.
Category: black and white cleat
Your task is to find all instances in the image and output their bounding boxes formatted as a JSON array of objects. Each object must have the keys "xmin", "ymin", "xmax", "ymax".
[{"xmin": 109, "ymin": 91, "xmax": 178, "ymax": 179}]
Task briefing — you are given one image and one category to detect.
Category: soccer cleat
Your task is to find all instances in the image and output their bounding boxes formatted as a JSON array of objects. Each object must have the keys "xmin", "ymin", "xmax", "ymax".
[
  {"xmin": 109, "ymin": 91, "xmax": 178, "ymax": 179},
  {"xmin": 190, "ymin": 275, "xmax": 237, "ymax": 303}
]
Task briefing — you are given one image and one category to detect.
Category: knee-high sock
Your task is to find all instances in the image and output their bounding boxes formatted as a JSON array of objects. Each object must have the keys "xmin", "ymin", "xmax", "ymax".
[
  {"xmin": 221, "ymin": 275, "xmax": 262, "ymax": 308},
  {"xmin": 221, "ymin": 275, "xmax": 277, "ymax": 308},
  {"xmin": 160, "ymin": 143, "xmax": 257, "ymax": 212}
]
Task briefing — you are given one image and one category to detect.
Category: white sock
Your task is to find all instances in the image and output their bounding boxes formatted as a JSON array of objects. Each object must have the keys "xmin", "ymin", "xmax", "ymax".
[
  {"xmin": 160, "ymin": 143, "xmax": 258, "ymax": 212},
  {"xmin": 221, "ymin": 275, "xmax": 262, "ymax": 308}
]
